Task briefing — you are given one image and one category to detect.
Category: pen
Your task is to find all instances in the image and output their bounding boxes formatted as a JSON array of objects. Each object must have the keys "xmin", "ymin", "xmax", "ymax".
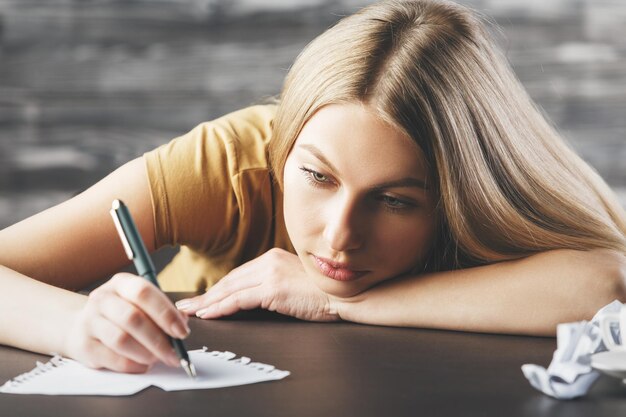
[{"xmin": 110, "ymin": 199, "xmax": 196, "ymax": 378}]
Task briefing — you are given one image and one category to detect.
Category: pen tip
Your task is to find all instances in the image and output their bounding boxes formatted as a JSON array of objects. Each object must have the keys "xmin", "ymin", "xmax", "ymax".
[{"xmin": 181, "ymin": 359, "xmax": 197, "ymax": 379}]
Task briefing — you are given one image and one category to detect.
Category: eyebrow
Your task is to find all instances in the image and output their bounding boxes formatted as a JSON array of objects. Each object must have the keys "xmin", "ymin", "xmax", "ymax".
[{"xmin": 297, "ymin": 144, "xmax": 429, "ymax": 190}]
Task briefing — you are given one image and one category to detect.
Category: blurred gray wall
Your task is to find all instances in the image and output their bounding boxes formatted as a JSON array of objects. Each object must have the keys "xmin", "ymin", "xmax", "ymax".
[{"xmin": 1, "ymin": 0, "xmax": 625, "ymax": 229}]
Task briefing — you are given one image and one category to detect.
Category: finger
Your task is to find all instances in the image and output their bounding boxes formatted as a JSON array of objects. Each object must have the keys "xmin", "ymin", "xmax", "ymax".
[
  {"xmin": 196, "ymin": 287, "xmax": 264, "ymax": 319},
  {"xmin": 82, "ymin": 336, "xmax": 152, "ymax": 374},
  {"xmin": 174, "ymin": 295, "xmax": 205, "ymax": 314},
  {"xmin": 94, "ymin": 293, "xmax": 181, "ymax": 367},
  {"xmin": 178, "ymin": 263, "xmax": 264, "ymax": 314},
  {"xmin": 180, "ymin": 278, "xmax": 262, "ymax": 316},
  {"xmin": 111, "ymin": 274, "xmax": 190, "ymax": 340},
  {"xmin": 89, "ymin": 314, "xmax": 158, "ymax": 366}
]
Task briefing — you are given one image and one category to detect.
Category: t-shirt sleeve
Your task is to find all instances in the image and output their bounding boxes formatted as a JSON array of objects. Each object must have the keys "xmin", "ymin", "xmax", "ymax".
[{"xmin": 143, "ymin": 105, "xmax": 275, "ymax": 254}]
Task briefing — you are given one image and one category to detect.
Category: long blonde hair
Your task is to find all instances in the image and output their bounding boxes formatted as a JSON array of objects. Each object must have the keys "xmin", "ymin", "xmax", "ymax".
[{"xmin": 269, "ymin": 0, "xmax": 626, "ymax": 271}]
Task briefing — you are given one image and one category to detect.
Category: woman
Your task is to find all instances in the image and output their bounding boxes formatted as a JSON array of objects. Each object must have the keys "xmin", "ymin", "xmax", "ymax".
[{"xmin": 1, "ymin": 0, "xmax": 624, "ymax": 374}]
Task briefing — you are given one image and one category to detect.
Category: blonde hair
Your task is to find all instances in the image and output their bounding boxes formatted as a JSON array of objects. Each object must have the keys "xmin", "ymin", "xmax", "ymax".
[{"xmin": 269, "ymin": 0, "xmax": 626, "ymax": 271}]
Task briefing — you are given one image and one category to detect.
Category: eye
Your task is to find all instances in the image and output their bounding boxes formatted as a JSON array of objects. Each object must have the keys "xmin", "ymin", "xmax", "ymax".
[
  {"xmin": 379, "ymin": 195, "xmax": 415, "ymax": 212},
  {"xmin": 299, "ymin": 167, "xmax": 332, "ymax": 187},
  {"xmin": 382, "ymin": 195, "xmax": 405, "ymax": 208},
  {"xmin": 311, "ymin": 171, "xmax": 328, "ymax": 182}
]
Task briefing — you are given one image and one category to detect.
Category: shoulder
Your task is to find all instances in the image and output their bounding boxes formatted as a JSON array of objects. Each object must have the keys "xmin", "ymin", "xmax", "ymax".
[
  {"xmin": 191, "ymin": 104, "xmax": 278, "ymax": 171},
  {"xmin": 142, "ymin": 104, "xmax": 280, "ymax": 251},
  {"xmin": 202, "ymin": 104, "xmax": 277, "ymax": 146},
  {"xmin": 146, "ymin": 104, "xmax": 277, "ymax": 174}
]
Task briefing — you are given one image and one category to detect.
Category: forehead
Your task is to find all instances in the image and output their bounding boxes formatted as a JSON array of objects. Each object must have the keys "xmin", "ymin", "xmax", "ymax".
[{"xmin": 293, "ymin": 103, "xmax": 429, "ymax": 185}]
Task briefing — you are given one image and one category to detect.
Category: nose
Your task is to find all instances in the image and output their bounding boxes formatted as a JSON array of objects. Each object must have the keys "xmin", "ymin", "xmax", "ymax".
[{"xmin": 322, "ymin": 193, "xmax": 364, "ymax": 252}]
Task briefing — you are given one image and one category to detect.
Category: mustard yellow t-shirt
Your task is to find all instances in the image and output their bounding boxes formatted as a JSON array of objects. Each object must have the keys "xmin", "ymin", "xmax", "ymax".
[{"xmin": 144, "ymin": 104, "xmax": 294, "ymax": 292}]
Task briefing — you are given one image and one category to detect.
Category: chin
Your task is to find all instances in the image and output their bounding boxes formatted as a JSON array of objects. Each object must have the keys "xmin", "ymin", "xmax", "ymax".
[{"xmin": 313, "ymin": 277, "xmax": 371, "ymax": 299}]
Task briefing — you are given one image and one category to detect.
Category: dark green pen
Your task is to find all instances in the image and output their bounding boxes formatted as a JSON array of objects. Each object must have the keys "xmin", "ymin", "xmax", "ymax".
[{"xmin": 110, "ymin": 199, "xmax": 196, "ymax": 378}]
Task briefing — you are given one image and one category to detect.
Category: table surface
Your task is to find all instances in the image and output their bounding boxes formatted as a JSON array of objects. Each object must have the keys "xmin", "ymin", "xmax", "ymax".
[{"xmin": 1, "ymin": 293, "xmax": 625, "ymax": 417}]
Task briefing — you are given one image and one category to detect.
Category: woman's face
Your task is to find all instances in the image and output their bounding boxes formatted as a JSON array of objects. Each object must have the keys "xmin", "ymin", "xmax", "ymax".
[{"xmin": 283, "ymin": 102, "xmax": 437, "ymax": 298}]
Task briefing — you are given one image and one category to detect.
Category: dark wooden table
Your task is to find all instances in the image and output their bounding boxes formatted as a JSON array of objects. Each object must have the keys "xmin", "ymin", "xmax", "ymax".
[{"xmin": 1, "ymin": 293, "xmax": 625, "ymax": 416}]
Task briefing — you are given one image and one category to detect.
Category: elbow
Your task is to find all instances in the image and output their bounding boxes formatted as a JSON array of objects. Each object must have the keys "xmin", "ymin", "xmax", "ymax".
[
  {"xmin": 576, "ymin": 249, "xmax": 626, "ymax": 320},
  {"xmin": 593, "ymin": 249, "xmax": 626, "ymax": 306}
]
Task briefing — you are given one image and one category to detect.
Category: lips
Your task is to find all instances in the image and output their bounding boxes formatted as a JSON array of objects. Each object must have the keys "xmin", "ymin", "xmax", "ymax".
[{"xmin": 312, "ymin": 255, "xmax": 368, "ymax": 282}]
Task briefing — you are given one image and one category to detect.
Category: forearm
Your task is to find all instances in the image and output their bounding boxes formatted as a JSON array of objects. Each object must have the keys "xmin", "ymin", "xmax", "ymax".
[
  {"xmin": 337, "ymin": 249, "xmax": 626, "ymax": 336},
  {"xmin": 0, "ymin": 265, "xmax": 87, "ymax": 355}
]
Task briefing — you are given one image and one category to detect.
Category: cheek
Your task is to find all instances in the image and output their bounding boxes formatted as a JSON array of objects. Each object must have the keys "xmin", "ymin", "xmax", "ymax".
[
  {"xmin": 282, "ymin": 161, "xmax": 320, "ymax": 244},
  {"xmin": 372, "ymin": 216, "xmax": 436, "ymax": 268}
]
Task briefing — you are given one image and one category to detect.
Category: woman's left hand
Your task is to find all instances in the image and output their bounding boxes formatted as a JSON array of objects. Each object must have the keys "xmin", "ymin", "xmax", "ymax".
[{"xmin": 175, "ymin": 248, "xmax": 340, "ymax": 322}]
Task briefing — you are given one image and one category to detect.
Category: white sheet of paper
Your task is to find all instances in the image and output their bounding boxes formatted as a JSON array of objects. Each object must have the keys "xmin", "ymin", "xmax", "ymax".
[
  {"xmin": 521, "ymin": 300, "xmax": 623, "ymax": 400},
  {"xmin": 0, "ymin": 349, "xmax": 290, "ymax": 396}
]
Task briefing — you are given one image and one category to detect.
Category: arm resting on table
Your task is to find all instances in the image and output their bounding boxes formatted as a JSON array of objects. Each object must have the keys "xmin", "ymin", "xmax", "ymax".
[
  {"xmin": 0, "ymin": 266, "xmax": 87, "ymax": 356},
  {"xmin": 336, "ymin": 249, "xmax": 626, "ymax": 336},
  {"xmin": 0, "ymin": 157, "xmax": 156, "ymax": 355}
]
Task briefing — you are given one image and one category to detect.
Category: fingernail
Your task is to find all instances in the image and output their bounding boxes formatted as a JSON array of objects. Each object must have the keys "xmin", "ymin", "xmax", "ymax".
[
  {"xmin": 172, "ymin": 322, "xmax": 190, "ymax": 339},
  {"xmin": 175, "ymin": 300, "xmax": 194, "ymax": 310},
  {"xmin": 196, "ymin": 306, "xmax": 214, "ymax": 318}
]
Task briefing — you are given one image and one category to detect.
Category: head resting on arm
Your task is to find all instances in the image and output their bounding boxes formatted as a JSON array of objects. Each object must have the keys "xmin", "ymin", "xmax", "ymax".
[{"xmin": 269, "ymin": 0, "xmax": 626, "ymax": 272}]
